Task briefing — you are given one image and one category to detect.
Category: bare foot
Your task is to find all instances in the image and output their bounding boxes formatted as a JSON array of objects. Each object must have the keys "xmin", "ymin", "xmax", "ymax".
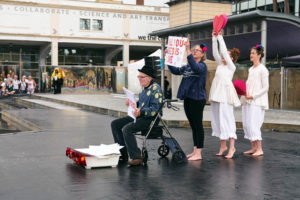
[
  {"xmin": 225, "ymin": 148, "xmax": 236, "ymax": 159},
  {"xmin": 187, "ymin": 152, "xmax": 195, "ymax": 158},
  {"xmin": 252, "ymin": 150, "xmax": 264, "ymax": 157},
  {"xmin": 188, "ymin": 155, "xmax": 202, "ymax": 161},
  {"xmin": 243, "ymin": 149, "xmax": 256, "ymax": 155},
  {"xmin": 216, "ymin": 147, "xmax": 228, "ymax": 156}
]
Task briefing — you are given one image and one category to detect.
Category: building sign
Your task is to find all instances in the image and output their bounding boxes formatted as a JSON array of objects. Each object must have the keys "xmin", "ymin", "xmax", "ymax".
[
  {"xmin": 0, "ymin": 5, "xmax": 169, "ymax": 22},
  {"xmin": 0, "ymin": 4, "xmax": 169, "ymax": 42}
]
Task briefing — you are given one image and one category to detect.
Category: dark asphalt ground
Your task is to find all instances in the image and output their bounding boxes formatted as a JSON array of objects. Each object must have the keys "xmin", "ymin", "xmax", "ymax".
[{"xmin": 0, "ymin": 108, "xmax": 299, "ymax": 200}]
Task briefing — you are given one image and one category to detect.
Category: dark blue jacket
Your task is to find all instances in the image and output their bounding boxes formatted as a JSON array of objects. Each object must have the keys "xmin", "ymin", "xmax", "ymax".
[
  {"xmin": 168, "ymin": 54, "xmax": 207, "ymax": 100},
  {"xmin": 138, "ymin": 82, "xmax": 163, "ymax": 118}
]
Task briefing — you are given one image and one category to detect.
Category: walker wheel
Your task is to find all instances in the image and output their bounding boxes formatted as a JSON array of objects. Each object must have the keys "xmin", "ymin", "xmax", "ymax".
[
  {"xmin": 172, "ymin": 150, "xmax": 185, "ymax": 164},
  {"xmin": 158, "ymin": 144, "xmax": 169, "ymax": 158},
  {"xmin": 142, "ymin": 147, "xmax": 148, "ymax": 165}
]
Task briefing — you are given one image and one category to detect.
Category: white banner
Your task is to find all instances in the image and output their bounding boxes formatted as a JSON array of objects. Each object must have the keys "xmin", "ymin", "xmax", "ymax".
[{"xmin": 165, "ymin": 36, "xmax": 187, "ymax": 67}]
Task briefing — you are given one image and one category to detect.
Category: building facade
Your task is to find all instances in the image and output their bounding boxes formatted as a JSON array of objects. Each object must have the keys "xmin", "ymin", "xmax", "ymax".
[
  {"xmin": 0, "ymin": 0, "xmax": 169, "ymax": 87},
  {"xmin": 232, "ymin": 0, "xmax": 300, "ymax": 17},
  {"xmin": 163, "ymin": 0, "xmax": 232, "ymax": 101},
  {"xmin": 154, "ymin": 0, "xmax": 300, "ymax": 109}
]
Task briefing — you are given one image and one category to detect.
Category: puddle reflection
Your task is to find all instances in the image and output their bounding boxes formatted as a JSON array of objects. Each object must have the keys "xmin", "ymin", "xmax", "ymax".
[{"xmin": 65, "ymin": 164, "xmax": 88, "ymax": 197}]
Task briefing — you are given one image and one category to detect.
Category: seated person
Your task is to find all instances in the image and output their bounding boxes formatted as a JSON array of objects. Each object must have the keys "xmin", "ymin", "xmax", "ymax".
[
  {"xmin": 111, "ymin": 65, "xmax": 163, "ymax": 166},
  {"xmin": 6, "ymin": 79, "xmax": 15, "ymax": 95}
]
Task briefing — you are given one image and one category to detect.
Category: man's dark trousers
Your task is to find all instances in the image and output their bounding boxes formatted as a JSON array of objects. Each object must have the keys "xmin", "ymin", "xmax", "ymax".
[{"xmin": 111, "ymin": 116, "xmax": 152, "ymax": 159}]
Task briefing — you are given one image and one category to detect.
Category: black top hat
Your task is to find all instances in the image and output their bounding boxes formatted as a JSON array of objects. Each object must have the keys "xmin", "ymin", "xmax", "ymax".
[{"xmin": 138, "ymin": 65, "xmax": 155, "ymax": 78}]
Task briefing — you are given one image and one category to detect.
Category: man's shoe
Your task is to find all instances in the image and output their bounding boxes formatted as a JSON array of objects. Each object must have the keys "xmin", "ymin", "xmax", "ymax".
[
  {"xmin": 128, "ymin": 156, "xmax": 143, "ymax": 166},
  {"xmin": 119, "ymin": 153, "xmax": 129, "ymax": 161}
]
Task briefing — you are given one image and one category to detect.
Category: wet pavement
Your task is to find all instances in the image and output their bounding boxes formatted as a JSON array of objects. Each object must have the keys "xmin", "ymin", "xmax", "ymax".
[
  {"xmin": 30, "ymin": 93, "xmax": 300, "ymax": 132},
  {"xmin": 0, "ymin": 108, "xmax": 300, "ymax": 200}
]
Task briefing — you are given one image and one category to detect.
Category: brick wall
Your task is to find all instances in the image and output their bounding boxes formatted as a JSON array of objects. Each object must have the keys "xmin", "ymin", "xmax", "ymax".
[
  {"xmin": 170, "ymin": 2, "xmax": 190, "ymax": 27},
  {"xmin": 170, "ymin": 1, "xmax": 232, "ymax": 27}
]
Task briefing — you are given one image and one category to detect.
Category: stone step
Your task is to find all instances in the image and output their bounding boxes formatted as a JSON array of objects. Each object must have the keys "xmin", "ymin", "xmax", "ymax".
[{"xmin": 28, "ymin": 94, "xmax": 300, "ymax": 132}]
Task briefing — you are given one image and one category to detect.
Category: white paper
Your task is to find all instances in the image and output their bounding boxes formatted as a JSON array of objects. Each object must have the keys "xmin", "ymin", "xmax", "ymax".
[
  {"xmin": 75, "ymin": 143, "xmax": 123, "ymax": 158},
  {"xmin": 165, "ymin": 36, "xmax": 187, "ymax": 68},
  {"xmin": 123, "ymin": 87, "xmax": 137, "ymax": 122}
]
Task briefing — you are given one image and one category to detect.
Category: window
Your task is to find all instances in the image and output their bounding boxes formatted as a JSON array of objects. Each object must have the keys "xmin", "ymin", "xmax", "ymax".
[
  {"xmin": 80, "ymin": 18, "xmax": 90, "ymax": 30},
  {"xmin": 92, "ymin": 19, "xmax": 103, "ymax": 31}
]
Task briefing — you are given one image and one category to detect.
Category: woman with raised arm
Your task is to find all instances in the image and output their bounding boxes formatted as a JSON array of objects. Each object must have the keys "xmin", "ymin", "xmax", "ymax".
[
  {"xmin": 242, "ymin": 45, "xmax": 269, "ymax": 157},
  {"xmin": 210, "ymin": 30, "xmax": 241, "ymax": 159},
  {"xmin": 167, "ymin": 39, "xmax": 208, "ymax": 161}
]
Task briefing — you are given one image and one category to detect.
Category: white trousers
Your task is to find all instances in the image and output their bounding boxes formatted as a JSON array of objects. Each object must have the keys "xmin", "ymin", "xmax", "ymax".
[
  {"xmin": 211, "ymin": 101, "xmax": 237, "ymax": 140},
  {"xmin": 242, "ymin": 104, "xmax": 265, "ymax": 141},
  {"xmin": 27, "ymin": 88, "xmax": 34, "ymax": 94}
]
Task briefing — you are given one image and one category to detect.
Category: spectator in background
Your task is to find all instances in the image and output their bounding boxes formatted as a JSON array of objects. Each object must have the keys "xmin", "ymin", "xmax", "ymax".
[
  {"xmin": 20, "ymin": 75, "xmax": 27, "ymax": 94},
  {"xmin": 13, "ymin": 75, "xmax": 20, "ymax": 94},
  {"xmin": 27, "ymin": 76, "xmax": 36, "ymax": 94},
  {"xmin": 0, "ymin": 81, "xmax": 5, "ymax": 95},
  {"xmin": 5, "ymin": 74, "xmax": 13, "ymax": 86},
  {"xmin": 6, "ymin": 79, "xmax": 15, "ymax": 95},
  {"xmin": 51, "ymin": 68, "xmax": 64, "ymax": 94},
  {"xmin": 164, "ymin": 76, "xmax": 172, "ymax": 99}
]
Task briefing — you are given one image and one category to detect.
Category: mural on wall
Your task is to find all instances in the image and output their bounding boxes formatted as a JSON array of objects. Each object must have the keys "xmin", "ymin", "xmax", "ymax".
[
  {"xmin": 41, "ymin": 66, "xmax": 126, "ymax": 94},
  {"xmin": 0, "ymin": 66, "xmax": 17, "ymax": 81}
]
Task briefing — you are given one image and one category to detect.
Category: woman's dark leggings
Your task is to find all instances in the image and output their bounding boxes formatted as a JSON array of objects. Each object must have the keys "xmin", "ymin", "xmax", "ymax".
[{"xmin": 184, "ymin": 98, "xmax": 206, "ymax": 148}]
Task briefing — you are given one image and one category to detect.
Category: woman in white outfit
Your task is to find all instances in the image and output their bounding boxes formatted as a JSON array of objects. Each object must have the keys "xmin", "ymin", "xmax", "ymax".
[
  {"xmin": 12, "ymin": 75, "xmax": 20, "ymax": 94},
  {"xmin": 210, "ymin": 30, "xmax": 241, "ymax": 159},
  {"xmin": 20, "ymin": 75, "xmax": 27, "ymax": 94},
  {"xmin": 242, "ymin": 45, "xmax": 269, "ymax": 157},
  {"xmin": 27, "ymin": 75, "xmax": 36, "ymax": 94}
]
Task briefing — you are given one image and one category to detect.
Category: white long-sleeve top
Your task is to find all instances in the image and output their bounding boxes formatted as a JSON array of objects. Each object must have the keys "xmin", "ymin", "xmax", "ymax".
[
  {"xmin": 243, "ymin": 64, "xmax": 269, "ymax": 110},
  {"xmin": 209, "ymin": 35, "xmax": 241, "ymax": 107}
]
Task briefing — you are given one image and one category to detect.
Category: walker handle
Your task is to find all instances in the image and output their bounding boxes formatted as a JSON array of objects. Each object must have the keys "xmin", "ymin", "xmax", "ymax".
[{"xmin": 163, "ymin": 99, "xmax": 178, "ymax": 103}]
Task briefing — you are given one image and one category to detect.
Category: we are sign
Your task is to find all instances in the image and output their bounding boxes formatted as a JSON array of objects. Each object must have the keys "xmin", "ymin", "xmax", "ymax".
[{"xmin": 165, "ymin": 36, "xmax": 187, "ymax": 67}]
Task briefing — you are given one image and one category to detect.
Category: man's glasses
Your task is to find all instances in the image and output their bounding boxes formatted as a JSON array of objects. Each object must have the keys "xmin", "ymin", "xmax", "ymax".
[{"xmin": 137, "ymin": 75, "xmax": 149, "ymax": 79}]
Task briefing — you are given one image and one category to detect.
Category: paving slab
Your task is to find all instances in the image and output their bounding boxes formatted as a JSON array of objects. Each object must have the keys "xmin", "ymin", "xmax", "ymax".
[{"xmin": 21, "ymin": 99, "xmax": 80, "ymax": 110}]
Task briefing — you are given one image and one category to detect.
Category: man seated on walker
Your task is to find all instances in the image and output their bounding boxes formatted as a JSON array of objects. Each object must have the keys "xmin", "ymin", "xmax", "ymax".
[{"xmin": 111, "ymin": 65, "xmax": 163, "ymax": 166}]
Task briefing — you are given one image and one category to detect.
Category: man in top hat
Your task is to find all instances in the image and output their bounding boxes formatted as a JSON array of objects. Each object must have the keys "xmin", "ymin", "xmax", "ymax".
[{"xmin": 111, "ymin": 65, "xmax": 163, "ymax": 166}]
